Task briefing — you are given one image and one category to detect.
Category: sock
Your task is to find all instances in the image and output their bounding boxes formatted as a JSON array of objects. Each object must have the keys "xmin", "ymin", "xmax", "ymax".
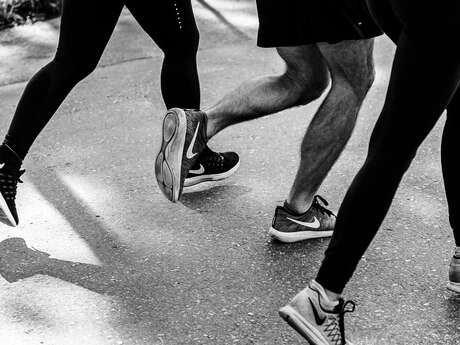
[
  {"xmin": 0, "ymin": 144, "xmax": 22, "ymax": 170},
  {"xmin": 310, "ymin": 280, "xmax": 339, "ymax": 309}
]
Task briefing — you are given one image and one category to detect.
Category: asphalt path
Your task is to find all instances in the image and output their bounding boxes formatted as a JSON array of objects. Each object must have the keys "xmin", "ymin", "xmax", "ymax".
[{"xmin": 0, "ymin": 1, "xmax": 459, "ymax": 344}]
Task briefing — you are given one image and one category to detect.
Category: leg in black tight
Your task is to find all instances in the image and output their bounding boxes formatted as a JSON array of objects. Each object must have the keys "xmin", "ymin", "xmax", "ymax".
[
  {"xmin": 3, "ymin": 0, "xmax": 200, "ymax": 161},
  {"xmin": 316, "ymin": 30, "xmax": 460, "ymax": 294},
  {"xmin": 4, "ymin": 0, "xmax": 124, "ymax": 159},
  {"xmin": 366, "ymin": 0, "xmax": 402, "ymax": 44},
  {"xmin": 444, "ymin": 91, "xmax": 460, "ymax": 246},
  {"xmin": 125, "ymin": 0, "xmax": 200, "ymax": 109}
]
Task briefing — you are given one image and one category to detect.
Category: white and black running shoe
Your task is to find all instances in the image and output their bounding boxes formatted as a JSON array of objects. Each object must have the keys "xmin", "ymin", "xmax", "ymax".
[
  {"xmin": 0, "ymin": 165, "xmax": 24, "ymax": 227},
  {"xmin": 269, "ymin": 195, "xmax": 335, "ymax": 243},
  {"xmin": 155, "ymin": 108, "xmax": 208, "ymax": 202},
  {"xmin": 184, "ymin": 147, "xmax": 240, "ymax": 188},
  {"xmin": 279, "ymin": 281, "xmax": 355, "ymax": 345}
]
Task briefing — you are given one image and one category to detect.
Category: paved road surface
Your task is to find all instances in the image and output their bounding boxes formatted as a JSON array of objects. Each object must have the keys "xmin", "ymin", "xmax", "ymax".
[{"xmin": 0, "ymin": 1, "xmax": 458, "ymax": 344}]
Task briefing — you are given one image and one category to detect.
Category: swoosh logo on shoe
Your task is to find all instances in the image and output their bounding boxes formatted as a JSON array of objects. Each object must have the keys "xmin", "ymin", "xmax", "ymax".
[
  {"xmin": 0, "ymin": 163, "xmax": 4, "ymax": 169},
  {"xmin": 186, "ymin": 122, "xmax": 200, "ymax": 159},
  {"xmin": 189, "ymin": 164, "xmax": 205, "ymax": 175},
  {"xmin": 287, "ymin": 216, "xmax": 320, "ymax": 229},
  {"xmin": 309, "ymin": 298, "xmax": 326, "ymax": 325}
]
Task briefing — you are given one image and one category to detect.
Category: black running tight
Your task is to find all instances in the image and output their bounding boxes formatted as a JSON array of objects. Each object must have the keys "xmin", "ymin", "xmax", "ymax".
[
  {"xmin": 3, "ymin": 0, "xmax": 200, "ymax": 159},
  {"xmin": 317, "ymin": 0, "xmax": 460, "ymax": 293}
]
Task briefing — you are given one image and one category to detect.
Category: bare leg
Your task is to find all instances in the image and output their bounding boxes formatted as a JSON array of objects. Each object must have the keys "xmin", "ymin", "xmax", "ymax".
[
  {"xmin": 205, "ymin": 45, "xmax": 330, "ymax": 139},
  {"xmin": 287, "ymin": 39, "xmax": 375, "ymax": 213}
]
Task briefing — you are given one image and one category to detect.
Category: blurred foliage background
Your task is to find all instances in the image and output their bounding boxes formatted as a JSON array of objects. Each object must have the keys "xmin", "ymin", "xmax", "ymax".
[{"xmin": 0, "ymin": 0, "xmax": 61, "ymax": 30}]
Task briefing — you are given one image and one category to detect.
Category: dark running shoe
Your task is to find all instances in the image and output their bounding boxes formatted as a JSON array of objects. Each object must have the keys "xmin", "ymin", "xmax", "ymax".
[
  {"xmin": 0, "ymin": 165, "xmax": 24, "ymax": 227},
  {"xmin": 279, "ymin": 282, "xmax": 355, "ymax": 345},
  {"xmin": 184, "ymin": 147, "xmax": 240, "ymax": 188},
  {"xmin": 155, "ymin": 108, "xmax": 208, "ymax": 202},
  {"xmin": 269, "ymin": 195, "xmax": 336, "ymax": 243},
  {"xmin": 447, "ymin": 247, "xmax": 460, "ymax": 293}
]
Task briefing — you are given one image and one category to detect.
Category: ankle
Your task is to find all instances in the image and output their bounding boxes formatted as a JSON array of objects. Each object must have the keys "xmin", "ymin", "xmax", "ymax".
[
  {"xmin": 205, "ymin": 118, "xmax": 219, "ymax": 140},
  {"xmin": 311, "ymin": 280, "xmax": 340, "ymax": 306},
  {"xmin": 204, "ymin": 108, "xmax": 228, "ymax": 140},
  {"xmin": 285, "ymin": 198, "xmax": 312, "ymax": 215},
  {"xmin": 324, "ymin": 289, "xmax": 341, "ymax": 303}
]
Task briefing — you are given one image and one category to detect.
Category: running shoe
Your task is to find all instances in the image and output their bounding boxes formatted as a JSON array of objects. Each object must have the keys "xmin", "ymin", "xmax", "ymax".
[
  {"xmin": 184, "ymin": 147, "xmax": 240, "ymax": 188},
  {"xmin": 447, "ymin": 247, "xmax": 460, "ymax": 293},
  {"xmin": 155, "ymin": 108, "xmax": 208, "ymax": 202},
  {"xmin": 269, "ymin": 195, "xmax": 336, "ymax": 243},
  {"xmin": 0, "ymin": 164, "xmax": 24, "ymax": 227},
  {"xmin": 279, "ymin": 282, "xmax": 355, "ymax": 345},
  {"xmin": 0, "ymin": 238, "xmax": 50, "ymax": 282}
]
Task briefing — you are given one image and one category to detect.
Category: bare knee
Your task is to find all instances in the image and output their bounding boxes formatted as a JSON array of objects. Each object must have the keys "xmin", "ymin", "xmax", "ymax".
[
  {"xmin": 276, "ymin": 46, "xmax": 330, "ymax": 106},
  {"xmin": 330, "ymin": 66, "xmax": 374, "ymax": 106},
  {"xmin": 320, "ymin": 39, "xmax": 376, "ymax": 101},
  {"xmin": 280, "ymin": 63, "xmax": 329, "ymax": 106}
]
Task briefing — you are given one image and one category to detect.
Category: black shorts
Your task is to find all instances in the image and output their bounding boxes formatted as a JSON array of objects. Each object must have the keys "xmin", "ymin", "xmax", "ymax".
[{"xmin": 256, "ymin": 0, "xmax": 383, "ymax": 47}]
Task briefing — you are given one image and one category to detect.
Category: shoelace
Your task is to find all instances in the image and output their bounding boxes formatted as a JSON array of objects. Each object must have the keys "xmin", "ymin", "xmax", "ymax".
[
  {"xmin": 0, "ymin": 169, "xmax": 25, "ymax": 201},
  {"xmin": 324, "ymin": 299, "xmax": 356, "ymax": 345},
  {"xmin": 202, "ymin": 150, "xmax": 224, "ymax": 168},
  {"xmin": 312, "ymin": 195, "xmax": 335, "ymax": 217}
]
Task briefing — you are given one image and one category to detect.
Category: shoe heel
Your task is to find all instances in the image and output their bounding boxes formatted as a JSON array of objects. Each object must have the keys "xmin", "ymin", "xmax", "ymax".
[
  {"xmin": 156, "ymin": 108, "xmax": 186, "ymax": 202},
  {"xmin": 279, "ymin": 306, "xmax": 316, "ymax": 345},
  {"xmin": 163, "ymin": 111, "xmax": 179, "ymax": 143}
]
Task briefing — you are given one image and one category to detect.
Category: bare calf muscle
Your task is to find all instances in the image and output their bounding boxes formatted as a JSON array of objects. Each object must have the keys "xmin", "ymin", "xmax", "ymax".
[{"xmin": 287, "ymin": 38, "xmax": 376, "ymax": 213}]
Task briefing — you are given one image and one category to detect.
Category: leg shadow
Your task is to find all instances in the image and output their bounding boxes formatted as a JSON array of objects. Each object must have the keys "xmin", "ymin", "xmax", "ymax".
[
  {"xmin": 181, "ymin": 184, "xmax": 252, "ymax": 211},
  {"xmin": 0, "ymin": 237, "xmax": 143, "ymax": 296}
]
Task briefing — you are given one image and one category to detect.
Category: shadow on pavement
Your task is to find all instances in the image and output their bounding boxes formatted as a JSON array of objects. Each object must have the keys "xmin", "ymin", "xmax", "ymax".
[
  {"xmin": 0, "ymin": 237, "xmax": 138, "ymax": 295},
  {"xmin": 196, "ymin": 0, "xmax": 252, "ymax": 40},
  {"xmin": 180, "ymin": 184, "xmax": 252, "ymax": 210},
  {"xmin": 18, "ymin": 169, "xmax": 182, "ymax": 338}
]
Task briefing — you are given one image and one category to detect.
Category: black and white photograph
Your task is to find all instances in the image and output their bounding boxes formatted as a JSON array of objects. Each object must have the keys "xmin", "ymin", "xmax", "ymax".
[{"xmin": 0, "ymin": 0, "xmax": 459, "ymax": 344}]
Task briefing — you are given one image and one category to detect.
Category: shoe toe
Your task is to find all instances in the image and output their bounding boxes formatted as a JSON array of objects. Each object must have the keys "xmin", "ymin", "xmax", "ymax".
[{"xmin": 222, "ymin": 151, "xmax": 240, "ymax": 167}]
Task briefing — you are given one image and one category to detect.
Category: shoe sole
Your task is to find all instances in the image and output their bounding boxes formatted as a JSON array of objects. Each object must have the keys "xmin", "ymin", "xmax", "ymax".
[
  {"xmin": 184, "ymin": 159, "xmax": 240, "ymax": 188},
  {"xmin": 269, "ymin": 227, "xmax": 333, "ymax": 243},
  {"xmin": 155, "ymin": 108, "xmax": 187, "ymax": 202},
  {"xmin": 279, "ymin": 305, "xmax": 330, "ymax": 345},
  {"xmin": 447, "ymin": 281, "xmax": 460, "ymax": 293},
  {"xmin": 0, "ymin": 193, "xmax": 17, "ymax": 227},
  {"xmin": 280, "ymin": 305, "xmax": 354, "ymax": 345}
]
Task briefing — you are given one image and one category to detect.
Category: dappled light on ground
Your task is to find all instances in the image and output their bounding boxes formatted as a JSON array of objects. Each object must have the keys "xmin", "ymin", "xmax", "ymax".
[
  {"xmin": 0, "ymin": 20, "xmax": 59, "ymax": 86},
  {"xmin": 0, "ymin": 2, "xmax": 458, "ymax": 344},
  {"xmin": 1, "ymin": 177, "xmax": 100, "ymax": 265},
  {"xmin": 6, "ymin": 20, "xmax": 58, "ymax": 46},
  {"xmin": 0, "ymin": 2, "xmax": 258, "ymax": 86},
  {"xmin": 194, "ymin": 0, "xmax": 258, "ymax": 33}
]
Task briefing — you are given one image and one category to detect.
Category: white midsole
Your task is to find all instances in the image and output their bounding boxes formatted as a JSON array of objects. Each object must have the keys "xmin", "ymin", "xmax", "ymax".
[
  {"xmin": 281, "ymin": 305, "xmax": 354, "ymax": 345},
  {"xmin": 447, "ymin": 281, "xmax": 460, "ymax": 293},
  {"xmin": 164, "ymin": 108, "xmax": 187, "ymax": 202},
  {"xmin": 269, "ymin": 227, "xmax": 333, "ymax": 243},
  {"xmin": 280, "ymin": 305, "xmax": 329, "ymax": 345},
  {"xmin": 184, "ymin": 159, "xmax": 240, "ymax": 187},
  {"xmin": 0, "ymin": 192, "xmax": 16, "ymax": 227}
]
